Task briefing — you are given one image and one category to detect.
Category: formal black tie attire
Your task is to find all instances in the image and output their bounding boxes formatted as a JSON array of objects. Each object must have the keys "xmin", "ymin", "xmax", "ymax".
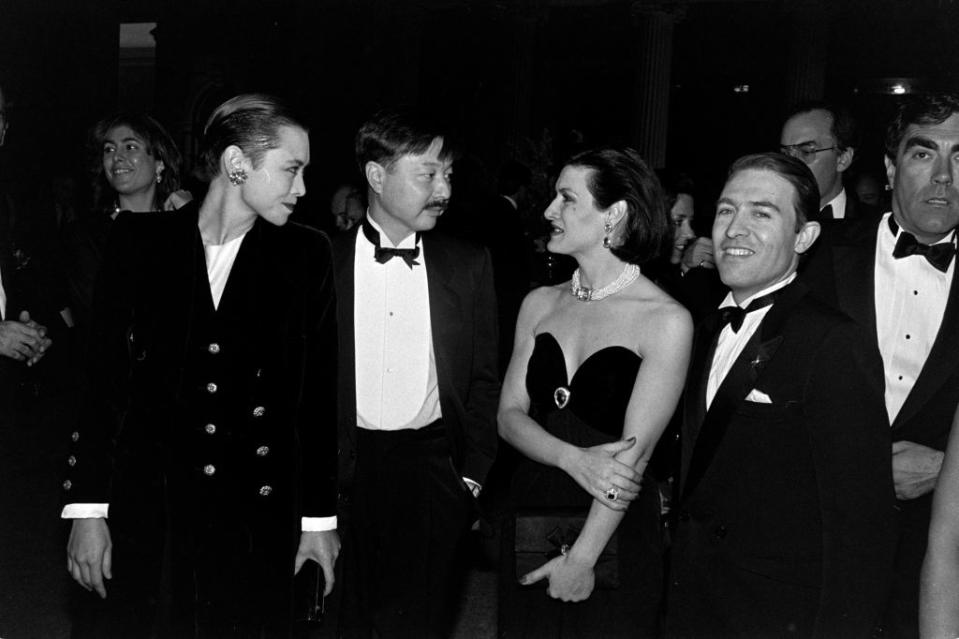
[
  {"xmin": 803, "ymin": 212, "xmax": 959, "ymax": 638},
  {"xmin": 332, "ymin": 219, "xmax": 499, "ymax": 639},
  {"xmin": 665, "ymin": 280, "xmax": 897, "ymax": 638}
]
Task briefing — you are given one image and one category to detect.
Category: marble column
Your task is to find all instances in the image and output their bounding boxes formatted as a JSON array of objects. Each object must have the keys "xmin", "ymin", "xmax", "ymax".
[
  {"xmin": 629, "ymin": 2, "xmax": 683, "ymax": 169},
  {"xmin": 782, "ymin": 0, "xmax": 829, "ymax": 108}
]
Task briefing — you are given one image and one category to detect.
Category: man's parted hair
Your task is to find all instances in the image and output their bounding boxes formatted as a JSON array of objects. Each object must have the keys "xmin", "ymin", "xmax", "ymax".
[
  {"xmin": 726, "ymin": 153, "xmax": 821, "ymax": 230},
  {"xmin": 885, "ymin": 92, "xmax": 959, "ymax": 163},
  {"xmin": 355, "ymin": 106, "xmax": 456, "ymax": 172},
  {"xmin": 785, "ymin": 100, "xmax": 860, "ymax": 153},
  {"xmin": 198, "ymin": 93, "xmax": 307, "ymax": 181}
]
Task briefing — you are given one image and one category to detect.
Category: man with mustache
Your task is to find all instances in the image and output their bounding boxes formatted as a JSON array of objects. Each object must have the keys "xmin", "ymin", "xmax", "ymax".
[
  {"xmin": 666, "ymin": 153, "xmax": 896, "ymax": 638},
  {"xmin": 804, "ymin": 92, "xmax": 959, "ymax": 638},
  {"xmin": 331, "ymin": 107, "xmax": 499, "ymax": 638}
]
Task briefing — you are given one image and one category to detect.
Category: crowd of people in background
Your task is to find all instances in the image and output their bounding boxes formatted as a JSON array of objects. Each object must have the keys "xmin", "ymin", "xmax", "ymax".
[{"xmin": 2, "ymin": 74, "xmax": 959, "ymax": 639}]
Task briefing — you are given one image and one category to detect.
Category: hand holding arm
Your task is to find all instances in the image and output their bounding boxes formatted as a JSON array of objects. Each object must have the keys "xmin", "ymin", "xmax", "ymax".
[
  {"xmin": 67, "ymin": 518, "xmax": 112, "ymax": 599},
  {"xmin": 892, "ymin": 440, "xmax": 944, "ymax": 500},
  {"xmin": 0, "ymin": 310, "xmax": 49, "ymax": 363}
]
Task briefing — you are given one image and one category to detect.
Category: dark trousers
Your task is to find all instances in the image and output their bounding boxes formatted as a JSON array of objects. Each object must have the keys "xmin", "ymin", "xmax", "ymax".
[{"xmin": 338, "ymin": 422, "xmax": 472, "ymax": 639}]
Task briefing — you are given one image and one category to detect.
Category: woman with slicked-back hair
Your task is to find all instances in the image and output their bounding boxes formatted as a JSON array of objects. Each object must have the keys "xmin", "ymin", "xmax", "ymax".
[{"xmin": 62, "ymin": 94, "xmax": 339, "ymax": 638}]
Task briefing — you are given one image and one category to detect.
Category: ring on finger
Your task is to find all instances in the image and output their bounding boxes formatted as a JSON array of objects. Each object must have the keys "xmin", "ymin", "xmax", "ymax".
[{"xmin": 604, "ymin": 486, "xmax": 620, "ymax": 501}]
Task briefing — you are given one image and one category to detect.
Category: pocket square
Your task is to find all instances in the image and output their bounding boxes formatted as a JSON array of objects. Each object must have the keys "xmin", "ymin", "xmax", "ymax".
[{"xmin": 745, "ymin": 388, "xmax": 772, "ymax": 404}]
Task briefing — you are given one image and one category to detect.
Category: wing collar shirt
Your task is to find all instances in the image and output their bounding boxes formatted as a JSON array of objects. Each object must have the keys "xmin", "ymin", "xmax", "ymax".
[
  {"xmin": 354, "ymin": 215, "xmax": 442, "ymax": 432},
  {"xmin": 875, "ymin": 211, "xmax": 955, "ymax": 423},
  {"xmin": 706, "ymin": 273, "xmax": 797, "ymax": 410}
]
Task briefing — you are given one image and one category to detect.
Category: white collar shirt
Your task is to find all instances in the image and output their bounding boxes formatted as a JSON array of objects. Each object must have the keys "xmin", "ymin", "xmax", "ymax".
[
  {"xmin": 353, "ymin": 216, "xmax": 441, "ymax": 431},
  {"xmin": 875, "ymin": 212, "xmax": 955, "ymax": 423},
  {"xmin": 706, "ymin": 273, "xmax": 797, "ymax": 410},
  {"xmin": 0, "ymin": 262, "xmax": 6, "ymax": 320},
  {"xmin": 823, "ymin": 188, "xmax": 848, "ymax": 220}
]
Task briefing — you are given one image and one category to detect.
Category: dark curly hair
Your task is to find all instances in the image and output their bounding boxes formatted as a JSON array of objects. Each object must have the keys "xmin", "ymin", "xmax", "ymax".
[
  {"xmin": 88, "ymin": 112, "xmax": 182, "ymax": 212},
  {"xmin": 885, "ymin": 92, "xmax": 959, "ymax": 163}
]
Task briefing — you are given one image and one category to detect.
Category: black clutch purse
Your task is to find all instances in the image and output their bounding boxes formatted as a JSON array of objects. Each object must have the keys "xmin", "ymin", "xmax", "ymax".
[
  {"xmin": 514, "ymin": 509, "xmax": 619, "ymax": 589},
  {"xmin": 293, "ymin": 561, "xmax": 325, "ymax": 625}
]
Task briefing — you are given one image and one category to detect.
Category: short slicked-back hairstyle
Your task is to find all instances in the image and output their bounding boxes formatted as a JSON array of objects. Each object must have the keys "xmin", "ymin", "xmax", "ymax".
[
  {"xmin": 355, "ymin": 106, "xmax": 456, "ymax": 172},
  {"xmin": 785, "ymin": 100, "xmax": 860, "ymax": 152},
  {"xmin": 88, "ymin": 112, "xmax": 183, "ymax": 212},
  {"xmin": 726, "ymin": 153, "xmax": 821, "ymax": 230},
  {"xmin": 199, "ymin": 93, "xmax": 307, "ymax": 181},
  {"xmin": 565, "ymin": 146, "xmax": 669, "ymax": 265},
  {"xmin": 885, "ymin": 92, "xmax": 959, "ymax": 163}
]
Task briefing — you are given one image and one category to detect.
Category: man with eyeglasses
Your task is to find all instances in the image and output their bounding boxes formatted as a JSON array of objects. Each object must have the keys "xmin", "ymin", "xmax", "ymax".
[{"xmin": 780, "ymin": 101, "xmax": 875, "ymax": 221}]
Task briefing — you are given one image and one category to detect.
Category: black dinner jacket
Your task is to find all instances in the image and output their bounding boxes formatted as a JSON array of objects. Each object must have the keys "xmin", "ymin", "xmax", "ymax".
[
  {"xmin": 331, "ymin": 224, "xmax": 500, "ymax": 495},
  {"xmin": 803, "ymin": 215, "xmax": 959, "ymax": 451},
  {"xmin": 667, "ymin": 281, "xmax": 897, "ymax": 639}
]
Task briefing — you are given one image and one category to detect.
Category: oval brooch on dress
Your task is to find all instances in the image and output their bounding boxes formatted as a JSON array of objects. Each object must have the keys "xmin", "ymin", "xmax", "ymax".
[{"xmin": 553, "ymin": 386, "xmax": 571, "ymax": 409}]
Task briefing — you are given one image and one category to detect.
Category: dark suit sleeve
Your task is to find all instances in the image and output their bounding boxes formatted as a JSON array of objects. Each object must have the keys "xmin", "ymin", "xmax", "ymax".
[
  {"xmin": 62, "ymin": 214, "xmax": 140, "ymax": 504},
  {"xmin": 461, "ymin": 246, "xmax": 500, "ymax": 485},
  {"xmin": 297, "ymin": 232, "xmax": 339, "ymax": 519},
  {"xmin": 807, "ymin": 319, "xmax": 897, "ymax": 638}
]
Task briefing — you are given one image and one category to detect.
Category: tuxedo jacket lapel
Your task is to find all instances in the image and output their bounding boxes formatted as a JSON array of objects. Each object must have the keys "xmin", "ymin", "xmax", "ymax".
[
  {"xmin": 894, "ymin": 264, "xmax": 959, "ymax": 428},
  {"xmin": 423, "ymin": 234, "xmax": 460, "ymax": 403},
  {"xmin": 682, "ymin": 282, "xmax": 801, "ymax": 498},
  {"xmin": 831, "ymin": 223, "xmax": 879, "ymax": 342},
  {"xmin": 333, "ymin": 226, "xmax": 359, "ymax": 453}
]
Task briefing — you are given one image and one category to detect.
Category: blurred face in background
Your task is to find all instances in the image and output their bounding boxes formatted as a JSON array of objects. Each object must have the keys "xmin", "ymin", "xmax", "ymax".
[
  {"xmin": 330, "ymin": 184, "xmax": 365, "ymax": 231},
  {"xmin": 670, "ymin": 193, "xmax": 695, "ymax": 264}
]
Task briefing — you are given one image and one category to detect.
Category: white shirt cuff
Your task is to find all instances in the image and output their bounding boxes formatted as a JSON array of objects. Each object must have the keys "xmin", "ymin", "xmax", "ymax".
[
  {"xmin": 301, "ymin": 516, "xmax": 337, "ymax": 532},
  {"xmin": 61, "ymin": 503, "xmax": 109, "ymax": 519}
]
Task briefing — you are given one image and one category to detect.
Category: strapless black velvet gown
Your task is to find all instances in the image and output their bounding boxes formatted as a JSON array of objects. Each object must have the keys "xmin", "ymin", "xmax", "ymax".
[{"xmin": 498, "ymin": 333, "xmax": 664, "ymax": 638}]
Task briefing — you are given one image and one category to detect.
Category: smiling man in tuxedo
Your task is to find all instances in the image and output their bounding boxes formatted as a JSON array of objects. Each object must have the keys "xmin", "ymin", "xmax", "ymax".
[
  {"xmin": 665, "ymin": 153, "xmax": 896, "ymax": 638},
  {"xmin": 332, "ymin": 107, "xmax": 499, "ymax": 638},
  {"xmin": 804, "ymin": 92, "xmax": 959, "ymax": 638}
]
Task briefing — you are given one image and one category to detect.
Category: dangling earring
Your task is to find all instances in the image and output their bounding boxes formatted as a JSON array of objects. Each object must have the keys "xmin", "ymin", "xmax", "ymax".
[
  {"xmin": 603, "ymin": 219, "xmax": 613, "ymax": 249},
  {"xmin": 228, "ymin": 168, "xmax": 248, "ymax": 186},
  {"xmin": 155, "ymin": 171, "xmax": 162, "ymax": 184}
]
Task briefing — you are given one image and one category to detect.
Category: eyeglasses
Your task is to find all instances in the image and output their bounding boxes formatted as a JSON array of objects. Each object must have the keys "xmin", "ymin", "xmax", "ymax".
[{"xmin": 779, "ymin": 142, "xmax": 837, "ymax": 163}]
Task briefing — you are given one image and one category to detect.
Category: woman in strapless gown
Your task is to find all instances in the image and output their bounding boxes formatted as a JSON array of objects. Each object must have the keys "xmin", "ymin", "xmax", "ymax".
[{"xmin": 497, "ymin": 147, "xmax": 692, "ymax": 638}]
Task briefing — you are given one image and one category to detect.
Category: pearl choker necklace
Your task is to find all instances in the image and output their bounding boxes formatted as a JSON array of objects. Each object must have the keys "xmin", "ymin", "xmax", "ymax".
[{"xmin": 570, "ymin": 264, "xmax": 640, "ymax": 302}]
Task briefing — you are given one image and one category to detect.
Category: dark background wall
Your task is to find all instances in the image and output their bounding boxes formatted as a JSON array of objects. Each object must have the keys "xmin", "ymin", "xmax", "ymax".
[{"xmin": 2, "ymin": 0, "xmax": 958, "ymax": 230}]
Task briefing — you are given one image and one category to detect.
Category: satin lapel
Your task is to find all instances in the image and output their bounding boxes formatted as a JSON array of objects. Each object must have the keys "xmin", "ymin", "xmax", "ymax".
[
  {"xmin": 680, "ymin": 313, "xmax": 720, "ymax": 490},
  {"xmin": 332, "ymin": 227, "xmax": 359, "ymax": 445},
  {"xmin": 893, "ymin": 264, "xmax": 959, "ymax": 429},
  {"xmin": 831, "ymin": 221, "xmax": 879, "ymax": 345},
  {"xmin": 423, "ymin": 234, "xmax": 459, "ymax": 397},
  {"xmin": 681, "ymin": 282, "xmax": 801, "ymax": 499}
]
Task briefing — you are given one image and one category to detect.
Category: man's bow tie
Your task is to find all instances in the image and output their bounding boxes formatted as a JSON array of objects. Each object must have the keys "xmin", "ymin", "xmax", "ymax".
[
  {"xmin": 718, "ymin": 290, "xmax": 778, "ymax": 333},
  {"xmin": 362, "ymin": 219, "xmax": 420, "ymax": 268},
  {"xmin": 891, "ymin": 222, "xmax": 955, "ymax": 273}
]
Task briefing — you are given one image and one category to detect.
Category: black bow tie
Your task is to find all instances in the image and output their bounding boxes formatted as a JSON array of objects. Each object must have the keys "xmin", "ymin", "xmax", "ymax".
[
  {"xmin": 718, "ymin": 290, "xmax": 779, "ymax": 333},
  {"xmin": 362, "ymin": 219, "xmax": 420, "ymax": 268},
  {"xmin": 821, "ymin": 204, "xmax": 834, "ymax": 220},
  {"xmin": 890, "ymin": 217, "xmax": 955, "ymax": 273}
]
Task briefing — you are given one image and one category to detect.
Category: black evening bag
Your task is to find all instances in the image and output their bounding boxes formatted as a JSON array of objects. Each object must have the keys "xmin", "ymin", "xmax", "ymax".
[
  {"xmin": 293, "ymin": 561, "xmax": 325, "ymax": 626},
  {"xmin": 514, "ymin": 509, "xmax": 619, "ymax": 589}
]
